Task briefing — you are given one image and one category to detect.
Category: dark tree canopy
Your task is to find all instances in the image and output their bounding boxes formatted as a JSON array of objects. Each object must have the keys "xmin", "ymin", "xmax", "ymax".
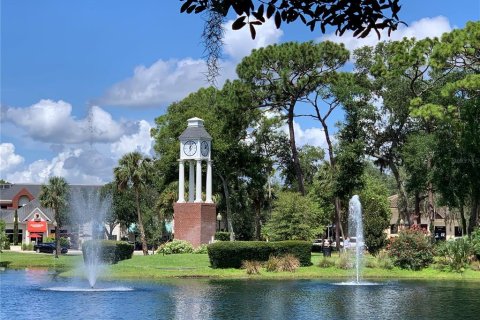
[
  {"xmin": 180, "ymin": 0, "xmax": 404, "ymax": 84},
  {"xmin": 181, "ymin": 0, "xmax": 404, "ymax": 39}
]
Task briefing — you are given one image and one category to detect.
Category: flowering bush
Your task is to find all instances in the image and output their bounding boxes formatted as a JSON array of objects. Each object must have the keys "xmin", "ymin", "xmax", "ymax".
[
  {"xmin": 158, "ymin": 240, "xmax": 193, "ymax": 254},
  {"xmin": 388, "ymin": 226, "xmax": 433, "ymax": 270}
]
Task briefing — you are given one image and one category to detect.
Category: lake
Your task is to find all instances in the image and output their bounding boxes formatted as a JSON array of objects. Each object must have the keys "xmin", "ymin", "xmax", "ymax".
[{"xmin": 1, "ymin": 269, "xmax": 480, "ymax": 320}]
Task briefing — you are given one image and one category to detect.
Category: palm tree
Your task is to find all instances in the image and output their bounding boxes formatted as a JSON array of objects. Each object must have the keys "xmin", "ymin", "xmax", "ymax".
[
  {"xmin": 39, "ymin": 176, "xmax": 69, "ymax": 258},
  {"xmin": 114, "ymin": 152, "xmax": 151, "ymax": 255}
]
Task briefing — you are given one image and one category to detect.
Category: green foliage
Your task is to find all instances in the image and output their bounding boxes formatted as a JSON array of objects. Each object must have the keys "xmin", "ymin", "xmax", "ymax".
[
  {"xmin": 376, "ymin": 251, "xmax": 394, "ymax": 270},
  {"xmin": 158, "ymin": 240, "xmax": 194, "ymax": 254},
  {"xmin": 0, "ymin": 220, "xmax": 7, "ymax": 252},
  {"xmin": 318, "ymin": 257, "xmax": 335, "ymax": 268},
  {"xmin": 44, "ymin": 236, "xmax": 70, "ymax": 248},
  {"xmin": 263, "ymin": 191, "xmax": 326, "ymax": 241},
  {"xmin": 82, "ymin": 240, "xmax": 134, "ymax": 264},
  {"xmin": 358, "ymin": 171, "xmax": 391, "ymax": 255},
  {"xmin": 22, "ymin": 243, "xmax": 34, "ymax": 251},
  {"xmin": 472, "ymin": 228, "xmax": 480, "ymax": 258},
  {"xmin": 388, "ymin": 228, "xmax": 434, "ymax": 270},
  {"xmin": 436, "ymin": 238, "xmax": 476, "ymax": 272},
  {"xmin": 242, "ymin": 260, "xmax": 262, "ymax": 275},
  {"xmin": 214, "ymin": 232, "xmax": 231, "ymax": 241},
  {"xmin": 207, "ymin": 241, "xmax": 312, "ymax": 268},
  {"xmin": 193, "ymin": 244, "xmax": 208, "ymax": 254},
  {"xmin": 114, "ymin": 152, "xmax": 153, "ymax": 254},
  {"xmin": 336, "ymin": 254, "xmax": 353, "ymax": 270}
]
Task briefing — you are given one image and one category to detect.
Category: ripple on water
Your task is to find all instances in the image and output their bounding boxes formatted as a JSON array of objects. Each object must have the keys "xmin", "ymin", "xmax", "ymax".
[{"xmin": 41, "ymin": 286, "xmax": 134, "ymax": 292}]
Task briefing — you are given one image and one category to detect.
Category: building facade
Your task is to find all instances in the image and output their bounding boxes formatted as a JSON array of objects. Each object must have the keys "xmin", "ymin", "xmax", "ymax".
[
  {"xmin": 0, "ymin": 183, "xmax": 124, "ymax": 248},
  {"xmin": 386, "ymin": 195, "xmax": 462, "ymax": 240}
]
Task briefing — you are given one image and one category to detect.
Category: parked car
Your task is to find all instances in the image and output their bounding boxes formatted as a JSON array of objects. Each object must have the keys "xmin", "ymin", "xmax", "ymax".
[{"xmin": 34, "ymin": 242, "xmax": 68, "ymax": 254}]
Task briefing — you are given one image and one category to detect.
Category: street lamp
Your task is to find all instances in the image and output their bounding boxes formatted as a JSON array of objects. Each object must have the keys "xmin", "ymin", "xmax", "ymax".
[{"xmin": 216, "ymin": 213, "xmax": 222, "ymax": 231}]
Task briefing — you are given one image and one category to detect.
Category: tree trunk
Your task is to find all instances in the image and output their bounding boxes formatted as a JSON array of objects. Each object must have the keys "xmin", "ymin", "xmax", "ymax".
[
  {"xmin": 287, "ymin": 107, "xmax": 305, "ymax": 195},
  {"xmin": 427, "ymin": 156, "xmax": 435, "ymax": 229},
  {"xmin": 334, "ymin": 197, "xmax": 345, "ymax": 251},
  {"xmin": 254, "ymin": 198, "xmax": 262, "ymax": 240},
  {"xmin": 135, "ymin": 189, "xmax": 148, "ymax": 255},
  {"xmin": 414, "ymin": 192, "xmax": 421, "ymax": 225},
  {"xmin": 459, "ymin": 202, "xmax": 467, "ymax": 236},
  {"xmin": 389, "ymin": 162, "xmax": 410, "ymax": 226},
  {"xmin": 468, "ymin": 195, "xmax": 479, "ymax": 235},
  {"xmin": 218, "ymin": 173, "xmax": 234, "ymax": 239}
]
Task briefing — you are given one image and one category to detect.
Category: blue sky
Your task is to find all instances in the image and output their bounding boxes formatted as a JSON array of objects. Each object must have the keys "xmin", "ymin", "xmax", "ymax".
[{"xmin": 1, "ymin": 0, "xmax": 479, "ymax": 184}]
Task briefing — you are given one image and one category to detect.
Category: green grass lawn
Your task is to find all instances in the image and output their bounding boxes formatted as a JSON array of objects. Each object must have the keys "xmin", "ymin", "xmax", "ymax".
[{"xmin": 2, "ymin": 250, "xmax": 480, "ymax": 282}]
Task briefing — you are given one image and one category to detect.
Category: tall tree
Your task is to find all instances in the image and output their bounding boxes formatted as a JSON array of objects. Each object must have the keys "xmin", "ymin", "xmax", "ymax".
[
  {"xmin": 237, "ymin": 41, "xmax": 349, "ymax": 195},
  {"xmin": 39, "ymin": 176, "xmax": 69, "ymax": 258},
  {"xmin": 113, "ymin": 152, "xmax": 152, "ymax": 255}
]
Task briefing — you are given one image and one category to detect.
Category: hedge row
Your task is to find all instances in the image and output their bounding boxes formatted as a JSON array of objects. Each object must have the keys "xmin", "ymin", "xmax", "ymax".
[
  {"xmin": 207, "ymin": 241, "xmax": 312, "ymax": 268},
  {"xmin": 82, "ymin": 240, "xmax": 134, "ymax": 264}
]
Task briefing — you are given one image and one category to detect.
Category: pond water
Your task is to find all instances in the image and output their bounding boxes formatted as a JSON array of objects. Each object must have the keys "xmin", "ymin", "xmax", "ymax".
[{"xmin": 1, "ymin": 269, "xmax": 480, "ymax": 320}]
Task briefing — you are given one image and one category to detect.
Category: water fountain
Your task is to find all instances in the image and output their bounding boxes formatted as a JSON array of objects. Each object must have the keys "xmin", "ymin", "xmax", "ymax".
[
  {"xmin": 348, "ymin": 195, "xmax": 364, "ymax": 283},
  {"xmin": 69, "ymin": 186, "xmax": 111, "ymax": 288}
]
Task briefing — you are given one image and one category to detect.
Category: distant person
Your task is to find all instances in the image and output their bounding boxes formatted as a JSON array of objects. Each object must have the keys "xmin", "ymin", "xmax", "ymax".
[{"xmin": 344, "ymin": 237, "xmax": 350, "ymax": 251}]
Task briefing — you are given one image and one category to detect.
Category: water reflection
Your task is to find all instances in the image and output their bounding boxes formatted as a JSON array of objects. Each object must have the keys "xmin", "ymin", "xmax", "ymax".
[{"xmin": 2, "ymin": 270, "xmax": 480, "ymax": 320}]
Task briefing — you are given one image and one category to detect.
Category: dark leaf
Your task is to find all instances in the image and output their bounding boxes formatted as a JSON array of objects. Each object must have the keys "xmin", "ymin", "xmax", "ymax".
[
  {"xmin": 267, "ymin": 4, "xmax": 275, "ymax": 18},
  {"xmin": 257, "ymin": 4, "xmax": 264, "ymax": 17},
  {"xmin": 249, "ymin": 23, "xmax": 256, "ymax": 39},
  {"xmin": 186, "ymin": 5, "xmax": 196, "ymax": 14},
  {"xmin": 232, "ymin": 16, "xmax": 247, "ymax": 30},
  {"xmin": 275, "ymin": 11, "xmax": 281, "ymax": 28},
  {"xmin": 180, "ymin": 0, "xmax": 193, "ymax": 13}
]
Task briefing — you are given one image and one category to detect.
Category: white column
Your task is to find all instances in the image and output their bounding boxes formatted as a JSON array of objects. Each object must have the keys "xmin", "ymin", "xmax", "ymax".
[
  {"xmin": 206, "ymin": 160, "xmax": 213, "ymax": 203},
  {"xmin": 189, "ymin": 160, "xmax": 195, "ymax": 203},
  {"xmin": 195, "ymin": 160, "xmax": 203, "ymax": 203},
  {"xmin": 177, "ymin": 160, "xmax": 185, "ymax": 203}
]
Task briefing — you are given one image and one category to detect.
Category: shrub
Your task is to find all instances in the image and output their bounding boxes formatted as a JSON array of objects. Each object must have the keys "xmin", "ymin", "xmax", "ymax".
[
  {"xmin": 208, "ymin": 241, "xmax": 312, "ymax": 268},
  {"xmin": 193, "ymin": 244, "xmax": 208, "ymax": 254},
  {"xmin": 471, "ymin": 228, "xmax": 480, "ymax": 259},
  {"xmin": 318, "ymin": 257, "xmax": 335, "ymax": 268},
  {"xmin": 376, "ymin": 251, "xmax": 394, "ymax": 270},
  {"xmin": 388, "ymin": 227, "xmax": 433, "ymax": 270},
  {"xmin": 82, "ymin": 240, "xmax": 134, "ymax": 264},
  {"xmin": 277, "ymin": 254, "xmax": 300, "ymax": 272},
  {"xmin": 436, "ymin": 238, "xmax": 475, "ymax": 272},
  {"xmin": 3, "ymin": 241, "xmax": 10, "ymax": 250},
  {"xmin": 336, "ymin": 254, "xmax": 353, "ymax": 270},
  {"xmin": 22, "ymin": 243, "xmax": 33, "ymax": 251},
  {"xmin": 365, "ymin": 259, "xmax": 377, "ymax": 268},
  {"xmin": 265, "ymin": 256, "xmax": 281, "ymax": 272},
  {"xmin": 214, "ymin": 232, "xmax": 231, "ymax": 241},
  {"xmin": 44, "ymin": 236, "xmax": 71, "ymax": 248},
  {"xmin": 242, "ymin": 260, "xmax": 262, "ymax": 275},
  {"xmin": 159, "ymin": 240, "xmax": 194, "ymax": 254}
]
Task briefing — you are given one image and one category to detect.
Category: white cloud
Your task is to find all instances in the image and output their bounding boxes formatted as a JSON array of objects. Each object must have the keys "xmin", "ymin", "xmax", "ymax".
[
  {"xmin": 1, "ymin": 100, "xmax": 136, "ymax": 144},
  {"xmin": 0, "ymin": 143, "xmax": 24, "ymax": 172},
  {"xmin": 320, "ymin": 16, "xmax": 452, "ymax": 53},
  {"xmin": 223, "ymin": 17, "xmax": 283, "ymax": 61},
  {"xmin": 98, "ymin": 16, "xmax": 283, "ymax": 108},
  {"xmin": 110, "ymin": 120, "xmax": 154, "ymax": 157}
]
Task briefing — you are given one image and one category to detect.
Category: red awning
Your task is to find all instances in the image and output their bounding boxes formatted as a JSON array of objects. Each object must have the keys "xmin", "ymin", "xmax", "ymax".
[
  {"xmin": 28, "ymin": 233, "xmax": 42, "ymax": 238},
  {"xmin": 27, "ymin": 221, "xmax": 47, "ymax": 232}
]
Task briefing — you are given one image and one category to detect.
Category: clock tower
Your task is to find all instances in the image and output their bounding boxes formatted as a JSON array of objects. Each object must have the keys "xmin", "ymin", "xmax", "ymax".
[{"xmin": 174, "ymin": 117, "xmax": 216, "ymax": 247}]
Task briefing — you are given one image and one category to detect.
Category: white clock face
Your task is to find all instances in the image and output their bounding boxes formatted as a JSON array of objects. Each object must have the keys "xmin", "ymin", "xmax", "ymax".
[
  {"xmin": 201, "ymin": 141, "xmax": 209, "ymax": 157},
  {"xmin": 183, "ymin": 140, "xmax": 197, "ymax": 156}
]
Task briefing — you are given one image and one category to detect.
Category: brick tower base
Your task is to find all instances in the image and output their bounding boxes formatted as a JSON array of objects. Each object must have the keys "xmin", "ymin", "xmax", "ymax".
[{"xmin": 173, "ymin": 203, "xmax": 216, "ymax": 247}]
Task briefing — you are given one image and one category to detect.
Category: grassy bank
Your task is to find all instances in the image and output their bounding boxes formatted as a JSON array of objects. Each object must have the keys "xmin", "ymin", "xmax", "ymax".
[{"xmin": 2, "ymin": 250, "xmax": 480, "ymax": 281}]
